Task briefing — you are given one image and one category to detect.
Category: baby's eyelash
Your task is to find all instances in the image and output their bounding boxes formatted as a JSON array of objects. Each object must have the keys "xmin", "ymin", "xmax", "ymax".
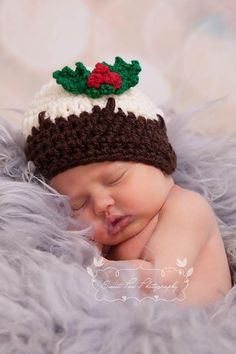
[{"xmin": 107, "ymin": 171, "xmax": 126, "ymax": 185}]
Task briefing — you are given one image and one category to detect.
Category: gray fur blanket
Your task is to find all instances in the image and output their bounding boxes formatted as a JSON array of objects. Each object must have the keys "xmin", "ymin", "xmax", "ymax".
[{"xmin": 1, "ymin": 108, "xmax": 236, "ymax": 354}]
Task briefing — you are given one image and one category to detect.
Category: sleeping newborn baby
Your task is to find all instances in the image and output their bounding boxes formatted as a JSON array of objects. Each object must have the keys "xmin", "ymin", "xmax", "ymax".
[
  {"xmin": 23, "ymin": 57, "xmax": 232, "ymax": 305},
  {"xmin": 49, "ymin": 161, "xmax": 232, "ymax": 305}
]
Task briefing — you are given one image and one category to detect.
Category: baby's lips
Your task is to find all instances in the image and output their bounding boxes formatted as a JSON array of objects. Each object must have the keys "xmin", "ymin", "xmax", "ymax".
[
  {"xmin": 106, "ymin": 214, "xmax": 123, "ymax": 230},
  {"xmin": 107, "ymin": 222, "xmax": 118, "ymax": 236},
  {"xmin": 107, "ymin": 215, "xmax": 132, "ymax": 236}
]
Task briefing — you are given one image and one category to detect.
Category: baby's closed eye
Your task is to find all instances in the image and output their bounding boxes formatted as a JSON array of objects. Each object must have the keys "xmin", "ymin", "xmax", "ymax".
[
  {"xmin": 71, "ymin": 198, "xmax": 88, "ymax": 213},
  {"xmin": 105, "ymin": 170, "xmax": 127, "ymax": 186}
]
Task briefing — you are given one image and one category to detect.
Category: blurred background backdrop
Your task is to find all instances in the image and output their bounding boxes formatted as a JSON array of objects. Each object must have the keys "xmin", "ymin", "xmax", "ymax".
[{"xmin": 0, "ymin": 0, "xmax": 236, "ymax": 135}]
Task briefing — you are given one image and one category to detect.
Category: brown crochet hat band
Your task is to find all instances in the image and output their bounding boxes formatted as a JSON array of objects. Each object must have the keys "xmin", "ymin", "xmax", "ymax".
[
  {"xmin": 23, "ymin": 57, "xmax": 176, "ymax": 180},
  {"xmin": 24, "ymin": 97, "xmax": 176, "ymax": 180}
]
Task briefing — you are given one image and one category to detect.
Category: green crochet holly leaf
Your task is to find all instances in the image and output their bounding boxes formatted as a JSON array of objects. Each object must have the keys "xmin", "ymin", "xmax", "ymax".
[
  {"xmin": 103, "ymin": 57, "xmax": 141, "ymax": 94},
  {"xmin": 52, "ymin": 57, "xmax": 141, "ymax": 98},
  {"xmin": 53, "ymin": 62, "xmax": 90, "ymax": 95}
]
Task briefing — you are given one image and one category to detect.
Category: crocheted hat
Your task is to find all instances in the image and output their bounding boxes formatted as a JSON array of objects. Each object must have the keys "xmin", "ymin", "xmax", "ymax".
[{"xmin": 23, "ymin": 57, "xmax": 176, "ymax": 180}]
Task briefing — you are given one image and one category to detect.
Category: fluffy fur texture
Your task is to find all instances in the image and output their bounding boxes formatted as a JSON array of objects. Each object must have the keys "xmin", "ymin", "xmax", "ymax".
[{"xmin": 1, "ymin": 107, "xmax": 236, "ymax": 353}]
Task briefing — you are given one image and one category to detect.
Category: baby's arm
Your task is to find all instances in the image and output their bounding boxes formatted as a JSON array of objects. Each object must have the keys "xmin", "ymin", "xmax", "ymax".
[{"xmin": 142, "ymin": 190, "xmax": 213, "ymax": 285}]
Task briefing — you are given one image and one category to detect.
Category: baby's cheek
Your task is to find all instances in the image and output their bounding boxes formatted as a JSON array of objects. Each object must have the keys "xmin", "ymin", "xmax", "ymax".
[
  {"xmin": 73, "ymin": 209, "xmax": 93, "ymax": 225},
  {"xmin": 89, "ymin": 220, "xmax": 107, "ymax": 243},
  {"xmin": 73, "ymin": 214, "xmax": 106, "ymax": 242}
]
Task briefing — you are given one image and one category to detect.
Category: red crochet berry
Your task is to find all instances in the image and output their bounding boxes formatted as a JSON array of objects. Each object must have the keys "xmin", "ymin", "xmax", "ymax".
[{"xmin": 87, "ymin": 63, "xmax": 121, "ymax": 90}]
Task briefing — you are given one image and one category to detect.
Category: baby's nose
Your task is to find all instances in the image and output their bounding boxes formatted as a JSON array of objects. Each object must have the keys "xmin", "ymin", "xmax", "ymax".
[{"xmin": 92, "ymin": 194, "xmax": 114, "ymax": 216}]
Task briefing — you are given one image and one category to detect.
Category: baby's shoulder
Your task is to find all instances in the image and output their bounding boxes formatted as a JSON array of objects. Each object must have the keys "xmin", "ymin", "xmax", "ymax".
[{"xmin": 163, "ymin": 184, "xmax": 213, "ymax": 219}]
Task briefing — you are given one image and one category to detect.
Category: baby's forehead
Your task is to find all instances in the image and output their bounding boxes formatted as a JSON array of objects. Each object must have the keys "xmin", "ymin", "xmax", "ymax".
[
  {"xmin": 64, "ymin": 161, "xmax": 132, "ymax": 183},
  {"xmin": 85, "ymin": 160, "xmax": 133, "ymax": 172},
  {"xmin": 86, "ymin": 161, "xmax": 162, "ymax": 174},
  {"xmin": 73, "ymin": 161, "xmax": 140, "ymax": 183}
]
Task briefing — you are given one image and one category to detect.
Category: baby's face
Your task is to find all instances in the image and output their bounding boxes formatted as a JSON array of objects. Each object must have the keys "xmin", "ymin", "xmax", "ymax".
[{"xmin": 50, "ymin": 161, "xmax": 174, "ymax": 246}]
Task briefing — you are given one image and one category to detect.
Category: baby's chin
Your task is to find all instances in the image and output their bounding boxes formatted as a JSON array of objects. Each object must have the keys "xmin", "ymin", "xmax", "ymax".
[
  {"xmin": 91, "ymin": 217, "xmax": 135, "ymax": 246},
  {"xmin": 93, "ymin": 233, "xmax": 129, "ymax": 247},
  {"xmin": 92, "ymin": 227, "xmax": 134, "ymax": 247},
  {"xmin": 92, "ymin": 221, "xmax": 146, "ymax": 247},
  {"xmin": 97, "ymin": 214, "xmax": 159, "ymax": 249}
]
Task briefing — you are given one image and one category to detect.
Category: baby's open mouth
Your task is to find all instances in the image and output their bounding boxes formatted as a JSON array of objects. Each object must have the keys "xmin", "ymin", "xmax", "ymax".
[{"xmin": 107, "ymin": 215, "xmax": 131, "ymax": 236}]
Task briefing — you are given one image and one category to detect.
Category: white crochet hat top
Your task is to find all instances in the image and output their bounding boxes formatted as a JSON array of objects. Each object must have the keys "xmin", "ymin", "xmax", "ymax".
[{"xmin": 23, "ymin": 80, "xmax": 164, "ymax": 137}]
